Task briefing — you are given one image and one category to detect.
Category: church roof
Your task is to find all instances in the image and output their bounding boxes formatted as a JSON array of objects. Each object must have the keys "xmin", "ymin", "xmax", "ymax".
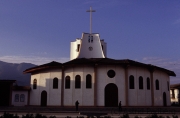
[
  {"xmin": 170, "ymin": 83, "xmax": 180, "ymax": 89},
  {"xmin": 13, "ymin": 86, "xmax": 31, "ymax": 91},
  {"xmin": 0, "ymin": 80, "xmax": 16, "ymax": 83},
  {"xmin": 23, "ymin": 58, "xmax": 176, "ymax": 76},
  {"xmin": 24, "ymin": 61, "xmax": 62, "ymax": 73}
]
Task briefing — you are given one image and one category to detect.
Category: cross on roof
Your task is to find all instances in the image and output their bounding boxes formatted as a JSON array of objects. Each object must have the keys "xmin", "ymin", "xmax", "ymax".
[{"xmin": 86, "ymin": 7, "xmax": 96, "ymax": 34}]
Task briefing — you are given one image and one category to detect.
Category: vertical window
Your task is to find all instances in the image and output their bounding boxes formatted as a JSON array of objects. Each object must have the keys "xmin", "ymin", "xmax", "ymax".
[
  {"xmin": 33, "ymin": 79, "xmax": 37, "ymax": 89},
  {"xmin": 147, "ymin": 77, "xmax": 150, "ymax": 90},
  {"xmin": 20, "ymin": 94, "xmax": 25, "ymax": 102},
  {"xmin": 77, "ymin": 44, "xmax": 80, "ymax": 52},
  {"xmin": 139, "ymin": 76, "xmax": 143, "ymax": 89},
  {"xmin": 86, "ymin": 74, "xmax": 92, "ymax": 88},
  {"xmin": 129, "ymin": 75, "xmax": 134, "ymax": 89},
  {"xmin": 91, "ymin": 36, "xmax": 93, "ymax": 42},
  {"xmin": 65, "ymin": 76, "xmax": 70, "ymax": 89},
  {"xmin": 75, "ymin": 75, "xmax": 81, "ymax": 89},
  {"xmin": 53, "ymin": 77, "xmax": 58, "ymax": 89},
  {"xmin": 155, "ymin": 79, "xmax": 159, "ymax": 90},
  {"xmin": 15, "ymin": 94, "xmax": 19, "ymax": 102},
  {"xmin": 88, "ymin": 36, "xmax": 91, "ymax": 42},
  {"xmin": 167, "ymin": 81, "xmax": 169, "ymax": 91}
]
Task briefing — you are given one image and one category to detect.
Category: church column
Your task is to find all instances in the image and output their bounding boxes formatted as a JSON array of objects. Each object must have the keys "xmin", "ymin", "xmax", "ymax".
[
  {"xmin": 27, "ymin": 90, "xmax": 30, "ymax": 106},
  {"xmin": 9, "ymin": 83, "xmax": 13, "ymax": 106},
  {"xmin": 124, "ymin": 65, "xmax": 129, "ymax": 106},
  {"xmin": 61, "ymin": 66, "xmax": 64, "ymax": 106},
  {"xmin": 94, "ymin": 64, "xmax": 98, "ymax": 106},
  {"xmin": 150, "ymin": 68, "xmax": 154, "ymax": 106}
]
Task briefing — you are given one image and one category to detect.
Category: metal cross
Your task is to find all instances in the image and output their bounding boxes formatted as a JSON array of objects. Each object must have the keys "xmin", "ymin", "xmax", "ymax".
[{"xmin": 86, "ymin": 7, "xmax": 96, "ymax": 34}]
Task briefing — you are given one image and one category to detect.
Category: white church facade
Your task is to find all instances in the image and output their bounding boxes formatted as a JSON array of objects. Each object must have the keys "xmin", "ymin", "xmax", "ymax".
[{"xmin": 24, "ymin": 32, "xmax": 176, "ymax": 107}]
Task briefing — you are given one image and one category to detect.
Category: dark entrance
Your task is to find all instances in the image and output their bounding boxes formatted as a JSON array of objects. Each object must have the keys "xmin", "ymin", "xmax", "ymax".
[
  {"xmin": 163, "ymin": 92, "xmax": 167, "ymax": 106},
  {"xmin": 41, "ymin": 90, "xmax": 47, "ymax": 106},
  {"xmin": 105, "ymin": 83, "xmax": 118, "ymax": 107},
  {"xmin": 0, "ymin": 80, "xmax": 15, "ymax": 106}
]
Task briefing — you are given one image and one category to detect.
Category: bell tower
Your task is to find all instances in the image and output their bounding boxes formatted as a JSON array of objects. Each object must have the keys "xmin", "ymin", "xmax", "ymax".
[{"xmin": 70, "ymin": 7, "xmax": 107, "ymax": 60}]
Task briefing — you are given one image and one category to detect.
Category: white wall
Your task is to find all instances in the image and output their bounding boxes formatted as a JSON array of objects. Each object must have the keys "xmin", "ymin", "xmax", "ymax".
[
  {"xmin": 64, "ymin": 66, "xmax": 94, "ymax": 106},
  {"xmin": 96, "ymin": 65, "xmax": 125, "ymax": 106},
  {"xmin": 70, "ymin": 39, "xmax": 81, "ymax": 60},
  {"xmin": 29, "ymin": 64, "xmax": 171, "ymax": 107},
  {"xmin": 30, "ymin": 69, "xmax": 62, "ymax": 106},
  {"xmin": 12, "ymin": 91, "xmax": 28, "ymax": 106},
  {"xmin": 153, "ymin": 70, "xmax": 170, "ymax": 106}
]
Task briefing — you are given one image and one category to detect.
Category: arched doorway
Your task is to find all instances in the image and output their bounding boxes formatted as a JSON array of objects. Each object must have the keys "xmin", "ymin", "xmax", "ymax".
[
  {"xmin": 163, "ymin": 92, "xmax": 167, "ymax": 106},
  {"xmin": 41, "ymin": 90, "xmax": 47, "ymax": 106},
  {"xmin": 105, "ymin": 83, "xmax": 118, "ymax": 107}
]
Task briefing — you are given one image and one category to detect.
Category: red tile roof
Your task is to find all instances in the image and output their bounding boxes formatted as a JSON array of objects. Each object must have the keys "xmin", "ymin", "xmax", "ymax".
[{"xmin": 23, "ymin": 58, "xmax": 176, "ymax": 76}]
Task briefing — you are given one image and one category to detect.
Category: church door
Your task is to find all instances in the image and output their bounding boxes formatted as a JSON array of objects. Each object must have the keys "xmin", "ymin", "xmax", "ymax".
[
  {"xmin": 105, "ymin": 83, "xmax": 118, "ymax": 107},
  {"xmin": 163, "ymin": 92, "xmax": 167, "ymax": 106},
  {"xmin": 41, "ymin": 91, "xmax": 47, "ymax": 107}
]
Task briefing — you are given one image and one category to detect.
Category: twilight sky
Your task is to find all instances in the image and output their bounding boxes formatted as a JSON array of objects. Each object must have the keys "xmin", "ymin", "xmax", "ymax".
[{"xmin": 0, "ymin": 0, "xmax": 180, "ymax": 84}]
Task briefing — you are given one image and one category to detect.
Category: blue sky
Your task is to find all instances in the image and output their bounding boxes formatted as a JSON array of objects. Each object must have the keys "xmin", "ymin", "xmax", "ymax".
[{"xmin": 0, "ymin": 0, "xmax": 180, "ymax": 84}]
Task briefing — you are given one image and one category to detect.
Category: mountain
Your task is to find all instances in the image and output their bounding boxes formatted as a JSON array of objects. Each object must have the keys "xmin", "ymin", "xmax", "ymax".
[{"xmin": 0, "ymin": 61, "xmax": 36, "ymax": 86}]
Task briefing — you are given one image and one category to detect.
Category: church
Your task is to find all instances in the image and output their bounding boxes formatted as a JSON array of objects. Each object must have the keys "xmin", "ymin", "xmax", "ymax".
[
  {"xmin": 23, "ymin": 8, "xmax": 175, "ymax": 107},
  {"xmin": 23, "ymin": 32, "xmax": 175, "ymax": 107}
]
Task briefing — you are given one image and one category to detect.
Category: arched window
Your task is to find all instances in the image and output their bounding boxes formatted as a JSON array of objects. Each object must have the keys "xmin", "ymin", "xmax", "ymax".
[
  {"xmin": 91, "ymin": 36, "xmax": 93, "ymax": 42},
  {"xmin": 88, "ymin": 36, "xmax": 91, "ymax": 42},
  {"xmin": 20, "ymin": 94, "xmax": 25, "ymax": 102},
  {"xmin": 167, "ymin": 81, "xmax": 169, "ymax": 91},
  {"xmin": 53, "ymin": 77, "xmax": 58, "ymax": 89},
  {"xmin": 75, "ymin": 75, "xmax": 81, "ymax": 89},
  {"xmin": 33, "ymin": 79, "xmax": 37, "ymax": 89},
  {"xmin": 65, "ymin": 76, "xmax": 70, "ymax": 89},
  {"xmin": 86, "ymin": 74, "xmax": 92, "ymax": 88},
  {"xmin": 15, "ymin": 94, "xmax": 19, "ymax": 102},
  {"xmin": 147, "ymin": 77, "xmax": 150, "ymax": 90},
  {"xmin": 156, "ymin": 79, "xmax": 159, "ymax": 90},
  {"xmin": 139, "ymin": 76, "xmax": 143, "ymax": 89},
  {"xmin": 129, "ymin": 75, "xmax": 134, "ymax": 89},
  {"xmin": 77, "ymin": 44, "xmax": 80, "ymax": 52}
]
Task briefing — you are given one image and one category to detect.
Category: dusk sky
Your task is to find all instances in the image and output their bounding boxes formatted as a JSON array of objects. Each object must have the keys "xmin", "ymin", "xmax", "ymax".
[{"xmin": 0, "ymin": 0, "xmax": 180, "ymax": 84}]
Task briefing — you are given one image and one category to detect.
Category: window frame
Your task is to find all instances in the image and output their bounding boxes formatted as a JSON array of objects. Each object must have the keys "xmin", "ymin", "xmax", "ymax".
[
  {"xmin": 86, "ymin": 74, "xmax": 92, "ymax": 89},
  {"xmin": 20, "ymin": 94, "xmax": 25, "ymax": 102},
  {"xmin": 139, "ymin": 76, "xmax": 143, "ymax": 89},
  {"xmin": 155, "ymin": 79, "xmax": 159, "ymax": 90},
  {"xmin": 129, "ymin": 75, "xmax": 135, "ymax": 89},
  {"xmin": 147, "ymin": 77, "xmax": 150, "ymax": 90},
  {"xmin": 65, "ymin": 76, "xmax": 70, "ymax": 89},
  {"xmin": 15, "ymin": 94, "xmax": 19, "ymax": 102},
  {"xmin": 75, "ymin": 75, "xmax": 81, "ymax": 89},
  {"xmin": 53, "ymin": 77, "xmax": 58, "ymax": 89},
  {"xmin": 33, "ymin": 79, "xmax": 37, "ymax": 89}
]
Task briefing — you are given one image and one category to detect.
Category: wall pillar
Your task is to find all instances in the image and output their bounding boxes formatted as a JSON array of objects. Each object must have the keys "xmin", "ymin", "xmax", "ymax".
[
  {"xmin": 94, "ymin": 64, "xmax": 97, "ymax": 106},
  {"xmin": 9, "ymin": 83, "xmax": 13, "ymax": 106},
  {"xmin": 150, "ymin": 68, "xmax": 154, "ymax": 106},
  {"xmin": 27, "ymin": 90, "xmax": 30, "ymax": 106},
  {"xmin": 61, "ymin": 66, "xmax": 64, "ymax": 106},
  {"xmin": 124, "ymin": 65, "xmax": 129, "ymax": 106}
]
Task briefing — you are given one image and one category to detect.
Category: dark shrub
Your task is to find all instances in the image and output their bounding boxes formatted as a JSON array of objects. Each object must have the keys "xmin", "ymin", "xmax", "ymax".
[
  {"xmin": 172, "ymin": 115, "xmax": 178, "ymax": 118},
  {"xmin": 35, "ymin": 113, "xmax": 47, "ymax": 118},
  {"xmin": 49, "ymin": 116, "xmax": 56, "ymax": 118},
  {"xmin": 134, "ymin": 115, "xmax": 142, "ymax": 118},
  {"xmin": 22, "ymin": 113, "xmax": 34, "ymax": 118},
  {"xmin": 0, "ymin": 112, "xmax": 19, "ymax": 118},
  {"xmin": 120, "ymin": 114, "xmax": 129, "ymax": 118},
  {"xmin": 145, "ymin": 114, "xmax": 164, "ymax": 118},
  {"xmin": 65, "ymin": 116, "xmax": 71, "ymax": 118}
]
